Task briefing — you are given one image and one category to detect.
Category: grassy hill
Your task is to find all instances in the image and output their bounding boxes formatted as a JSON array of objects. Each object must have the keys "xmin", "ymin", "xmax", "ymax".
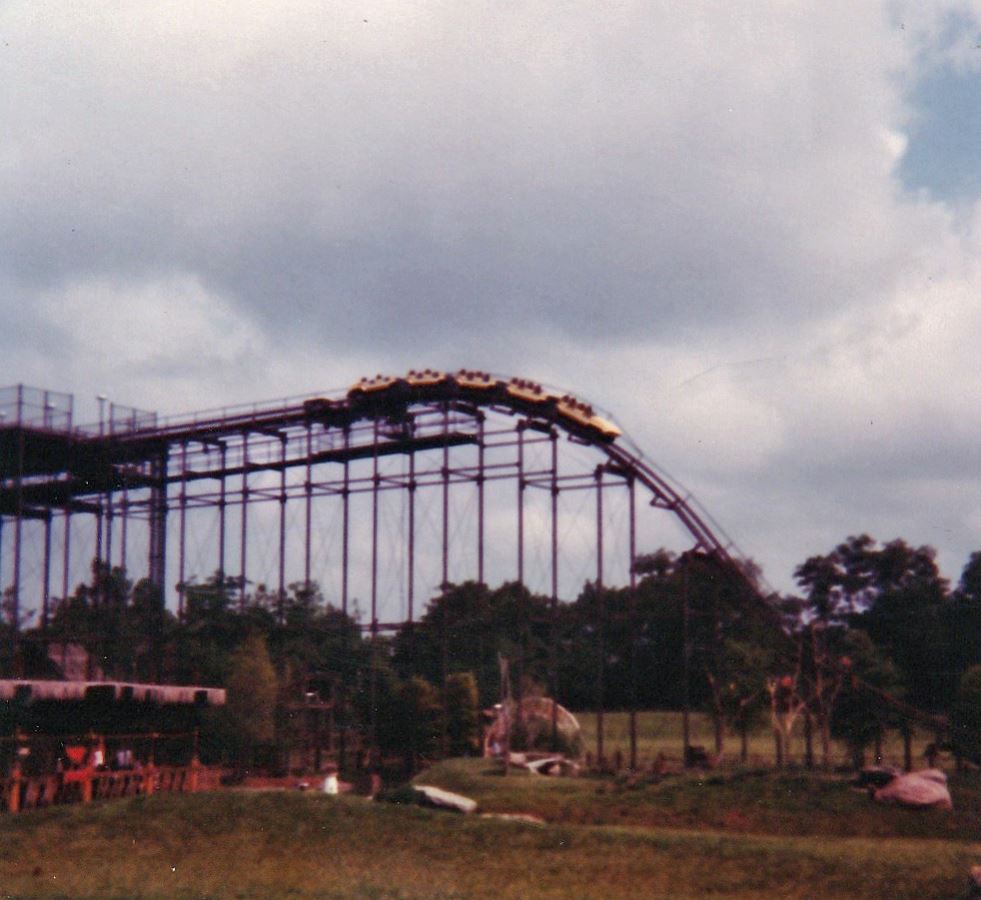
[
  {"xmin": 414, "ymin": 757, "xmax": 981, "ymax": 841},
  {"xmin": 0, "ymin": 761, "xmax": 978, "ymax": 897}
]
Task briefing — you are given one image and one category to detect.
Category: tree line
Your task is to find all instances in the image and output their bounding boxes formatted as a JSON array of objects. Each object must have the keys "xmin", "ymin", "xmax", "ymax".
[{"xmin": 3, "ymin": 532, "xmax": 981, "ymax": 768}]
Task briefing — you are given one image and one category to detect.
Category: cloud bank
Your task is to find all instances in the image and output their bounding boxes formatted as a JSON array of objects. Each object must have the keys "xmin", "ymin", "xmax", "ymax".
[{"xmin": 3, "ymin": 1, "xmax": 981, "ymax": 591}]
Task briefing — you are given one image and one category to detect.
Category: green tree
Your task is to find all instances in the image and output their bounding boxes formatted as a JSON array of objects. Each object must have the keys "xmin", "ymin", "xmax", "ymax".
[
  {"xmin": 795, "ymin": 536, "xmax": 950, "ymax": 710},
  {"xmin": 225, "ymin": 633, "xmax": 278, "ymax": 772},
  {"xmin": 831, "ymin": 630, "xmax": 904, "ymax": 768},
  {"xmin": 681, "ymin": 551, "xmax": 776, "ymax": 757},
  {"xmin": 175, "ymin": 571, "xmax": 251, "ymax": 685},
  {"xmin": 957, "ymin": 552, "xmax": 981, "ymax": 602},
  {"xmin": 391, "ymin": 581, "xmax": 551, "ymax": 707},
  {"xmin": 384, "ymin": 675, "xmax": 443, "ymax": 772},
  {"xmin": 445, "ymin": 671, "xmax": 480, "ymax": 756},
  {"xmin": 941, "ymin": 557, "xmax": 981, "ymax": 699},
  {"xmin": 715, "ymin": 638, "xmax": 771, "ymax": 762},
  {"xmin": 950, "ymin": 664, "xmax": 981, "ymax": 765}
]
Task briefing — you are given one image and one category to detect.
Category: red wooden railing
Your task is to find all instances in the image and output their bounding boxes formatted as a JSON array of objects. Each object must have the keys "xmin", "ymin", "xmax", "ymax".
[{"xmin": 0, "ymin": 760, "xmax": 221, "ymax": 813}]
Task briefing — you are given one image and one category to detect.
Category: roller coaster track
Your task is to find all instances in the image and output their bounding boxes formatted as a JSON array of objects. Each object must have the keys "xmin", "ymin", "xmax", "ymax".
[{"xmin": 0, "ymin": 369, "xmax": 763, "ymax": 628}]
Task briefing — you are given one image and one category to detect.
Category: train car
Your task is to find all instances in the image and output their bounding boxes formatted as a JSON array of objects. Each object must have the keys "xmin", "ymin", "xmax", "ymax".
[
  {"xmin": 454, "ymin": 369, "xmax": 499, "ymax": 391},
  {"xmin": 405, "ymin": 368, "xmax": 448, "ymax": 388},
  {"xmin": 588, "ymin": 414, "xmax": 622, "ymax": 440},
  {"xmin": 302, "ymin": 396, "xmax": 335, "ymax": 416},
  {"xmin": 348, "ymin": 374, "xmax": 401, "ymax": 398},
  {"xmin": 555, "ymin": 395, "xmax": 622, "ymax": 441},
  {"xmin": 505, "ymin": 377, "xmax": 555, "ymax": 406},
  {"xmin": 555, "ymin": 394, "xmax": 594, "ymax": 429},
  {"xmin": 346, "ymin": 370, "xmax": 620, "ymax": 441},
  {"xmin": 0, "ymin": 680, "xmax": 226, "ymax": 707}
]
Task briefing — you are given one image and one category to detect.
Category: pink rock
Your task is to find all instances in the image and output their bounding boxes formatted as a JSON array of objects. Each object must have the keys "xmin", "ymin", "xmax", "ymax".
[{"xmin": 874, "ymin": 771, "xmax": 952, "ymax": 809}]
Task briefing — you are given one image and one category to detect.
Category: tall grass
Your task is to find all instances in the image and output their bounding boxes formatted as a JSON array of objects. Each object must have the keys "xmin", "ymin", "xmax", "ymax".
[{"xmin": 0, "ymin": 789, "xmax": 978, "ymax": 898}]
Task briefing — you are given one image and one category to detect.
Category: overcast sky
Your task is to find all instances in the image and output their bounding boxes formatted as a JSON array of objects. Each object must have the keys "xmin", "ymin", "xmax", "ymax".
[{"xmin": 4, "ymin": 1, "xmax": 981, "ymax": 595}]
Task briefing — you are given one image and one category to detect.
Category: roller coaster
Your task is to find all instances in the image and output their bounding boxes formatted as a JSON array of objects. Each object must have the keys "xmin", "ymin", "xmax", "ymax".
[{"xmin": 0, "ymin": 370, "xmax": 753, "ymax": 636}]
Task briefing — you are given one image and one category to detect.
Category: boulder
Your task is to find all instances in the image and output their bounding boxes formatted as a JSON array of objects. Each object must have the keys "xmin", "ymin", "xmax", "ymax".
[
  {"xmin": 874, "ymin": 770, "xmax": 952, "ymax": 809},
  {"xmin": 412, "ymin": 785, "xmax": 478, "ymax": 814},
  {"xmin": 969, "ymin": 864, "xmax": 981, "ymax": 893},
  {"xmin": 917, "ymin": 768, "xmax": 949, "ymax": 785}
]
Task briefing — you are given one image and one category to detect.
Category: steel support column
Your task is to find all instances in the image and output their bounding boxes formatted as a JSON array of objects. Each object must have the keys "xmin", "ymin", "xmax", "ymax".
[
  {"xmin": 218, "ymin": 443, "xmax": 227, "ymax": 578},
  {"xmin": 549, "ymin": 429, "xmax": 559, "ymax": 749},
  {"xmin": 304, "ymin": 423, "xmax": 312, "ymax": 588},
  {"xmin": 240, "ymin": 434, "xmax": 249, "ymax": 611},
  {"xmin": 61, "ymin": 433, "xmax": 73, "ymax": 604},
  {"xmin": 682, "ymin": 554, "xmax": 692, "ymax": 767},
  {"xmin": 94, "ymin": 501, "xmax": 103, "ymax": 597},
  {"xmin": 370, "ymin": 422, "xmax": 379, "ymax": 631},
  {"xmin": 595, "ymin": 466, "xmax": 605, "ymax": 765},
  {"xmin": 178, "ymin": 442, "xmax": 188, "ymax": 620},
  {"xmin": 278, "ymin": 434, "xmax": 287, "ymax": 620},
  {"xmin": 369, "ymin": 421, "xmax": 379, "ymax": 753},
  {"xmin": 440, "ymin": 407, "xmax": 451, "ymax": 756},
  {"xmin": 41, "ymin": 513, "xmax": 51, "ymax": 631},
  {"xmin": 119, "ymin": 485, "xmax": 128, "ymax": 574},
  {"xmin": 517, "ymin": 424, "xmax": 525, "ymax": 585},
  {"xmin": 341, "ymin": 431, "xmax": 350, "ymax": 618},
  {"xmin": 628, "ymin": 475, "xmax": 638, "ymax": 770},
  {"xmin": 61, "ymin": 509, "xmax": 71, "ymax": 607},
  {"xmin": 12, "ymin": 403, "xmax": 24, "ymax": 629},
  {"xmin": 105, "ymin": 489, "xmax": 113, "ymax": 577},
  {"xmin": 477, "ymin": 417, "xmax": 485, "ymax": 586},
  {"xmin": 407, "ymin": 451, "xmax": 416, "ymax": 623},
  {"xmin": 147, "ymin": 451, "xmax": 168, "ymax": 594},
  {"xmin": 441, "ymin": 405, "xmax": 449, "ymax": 589}
]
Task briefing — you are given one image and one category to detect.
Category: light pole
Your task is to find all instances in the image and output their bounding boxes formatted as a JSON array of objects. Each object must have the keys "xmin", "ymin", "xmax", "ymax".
[{"xmin": 97, "ymin": 394, "xmax": 107, "ymax": 436}]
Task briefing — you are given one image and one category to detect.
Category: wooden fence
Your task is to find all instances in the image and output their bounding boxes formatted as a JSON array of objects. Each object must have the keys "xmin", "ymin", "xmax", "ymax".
[{"xmin": 0, "ymin": 761, "xmax": 221, "ymax": 814}]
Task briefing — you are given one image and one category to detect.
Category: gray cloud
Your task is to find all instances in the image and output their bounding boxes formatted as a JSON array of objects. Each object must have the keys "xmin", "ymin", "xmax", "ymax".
[
  {"xmin": 4, "ymin": 1, "xmax": 981, "ymax": 592},
  {"xmin": 0, "ymin": 1, "xmax": 929, "ymax": 351}
]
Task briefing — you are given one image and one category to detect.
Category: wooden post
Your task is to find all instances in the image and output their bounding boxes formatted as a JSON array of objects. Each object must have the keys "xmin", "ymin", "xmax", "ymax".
[
  {"xmin": 803, "ymin": 712, "xmax": 814, "ymax": 769},
  {"xmin": 8, "ymin": 762, "xmax": 21, "ymax": 813},
  {"xmin": 145, "ymin": 735, "xmax": 157, "ymax": 796}
]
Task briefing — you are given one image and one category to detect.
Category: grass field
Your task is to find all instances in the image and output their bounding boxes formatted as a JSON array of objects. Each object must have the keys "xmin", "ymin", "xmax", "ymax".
[
  {"xmin": 0, "ymin": 759, "xmax": 978, "ymax": 898},
  {"xmin": 575, "ymin": 710, "xmax": 936, "ymax": 770}
]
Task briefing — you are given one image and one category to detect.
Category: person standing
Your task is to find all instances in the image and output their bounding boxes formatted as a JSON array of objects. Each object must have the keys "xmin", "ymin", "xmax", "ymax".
[{"xmin": 322, "ymin": 763, "xmax": 339, "ymax": 795}]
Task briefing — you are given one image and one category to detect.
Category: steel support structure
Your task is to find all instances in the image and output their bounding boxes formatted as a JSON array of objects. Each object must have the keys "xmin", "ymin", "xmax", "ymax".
[{"xmin": 0, "ymin": 373, "xmax": 756, "ymax": 768}]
